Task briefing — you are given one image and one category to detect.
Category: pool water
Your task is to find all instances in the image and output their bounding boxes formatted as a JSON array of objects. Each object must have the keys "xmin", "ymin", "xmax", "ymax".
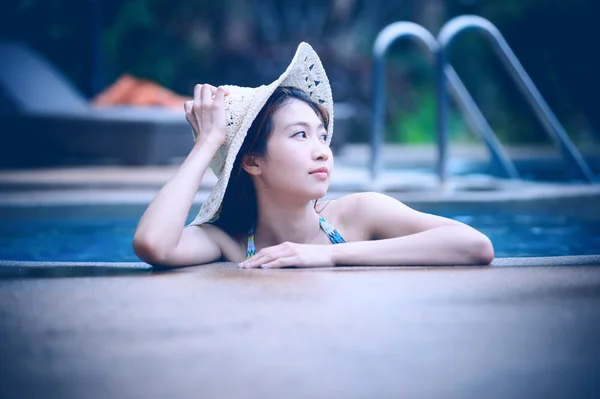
[{"xmin": 0, "ymin": 205, "xmax": 599, "ymax": 262}]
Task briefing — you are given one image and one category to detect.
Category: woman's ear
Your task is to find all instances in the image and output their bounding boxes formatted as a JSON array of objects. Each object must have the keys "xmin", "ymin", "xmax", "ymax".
[{"xmin": 241, "ymin": 154, "xmax": 262, "ymax": 176}]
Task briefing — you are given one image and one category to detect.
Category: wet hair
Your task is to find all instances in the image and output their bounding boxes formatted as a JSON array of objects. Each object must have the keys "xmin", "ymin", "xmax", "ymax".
[{"xmin": 211, "ymin": 86, "xmax": 330, "ymax": 238}]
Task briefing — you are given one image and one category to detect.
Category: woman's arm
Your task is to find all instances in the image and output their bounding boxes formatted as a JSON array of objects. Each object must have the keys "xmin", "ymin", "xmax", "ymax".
[
  {"xmin": 241, "ymin": 192, "xmax": 494, "ymax": 269},
  {"xmin": 331, "ymin": 225, "xmax": 493, "ymax": 266},
  {"xmin": 334, "ymin": 192, "xmax": 494, "ymax": 266},
  {"xmin": 132, "ymin": 84, "xmax": 229, "ymax": 266}
]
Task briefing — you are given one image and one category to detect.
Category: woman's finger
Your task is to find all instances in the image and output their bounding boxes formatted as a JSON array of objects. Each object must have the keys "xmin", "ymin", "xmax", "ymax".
[
  {"xmin": 219, "ymin": 86, "xmax": 231, "ymax": 96},
  {"xmin": 213, "ymin": 86, "xmax": 226, "ymax": 106},
  {"xmin": 184, "ymin": 100, "xmax": 193, "ymax": 113},
  {"xmin": 193, "ymin": 84, "xmax": 203, "ymax": 107},
  {"xmin": 205, "ymin": 85, "xmax": 230, "ymax": 98},
  {"xmin": 203, "ymin": 84, "xmax": 219, "ymax": 95},
  {"xmin": 200, "ymin": 84, "xmax": 214, "ymax": 107},
  {"xmin": 242, "ymin": 247, "xmax": 286, "ymax": 268},
  {"xmin": 242, "ymin": 252, "xmax": 271, "ymax": 268},
  {"xmin": 261, "ymin": 257, "xmax": 296, "ymax": 269}
]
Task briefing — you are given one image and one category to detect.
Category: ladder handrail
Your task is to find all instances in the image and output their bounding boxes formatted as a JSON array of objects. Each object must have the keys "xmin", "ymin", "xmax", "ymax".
[
  {"xmin": 371, "ymin": 22, "xmax": 519, "ymax": 183},
  {"xmin": 371, "ymin": 23, "xmax": 437, "ymax": 182},
  {"xmin": 437, "ymin": 15, "xmax": 595, "ymax": 183},
  {"xmin": 444, "ymin": 66, "xmax": 520, "ymax": 180}
]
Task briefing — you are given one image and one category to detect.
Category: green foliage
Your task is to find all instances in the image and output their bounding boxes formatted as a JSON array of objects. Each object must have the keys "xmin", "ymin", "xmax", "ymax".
[{"xmin": 388, "ymin": 89, "xmax": 469, "ymax": 144}]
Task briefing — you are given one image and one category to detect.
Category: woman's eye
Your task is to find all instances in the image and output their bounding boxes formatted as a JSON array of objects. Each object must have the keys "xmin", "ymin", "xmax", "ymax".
[
  {"xmin": 294, "ymin": 131, "xmax": 307, "ymax": 138},
  {"xmin": 320, "ymin": 133, "xmax": 329, "ymax": 141}
]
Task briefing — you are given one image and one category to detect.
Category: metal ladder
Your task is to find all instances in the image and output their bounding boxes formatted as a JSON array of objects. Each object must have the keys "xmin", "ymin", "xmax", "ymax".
[{"xmin": 371, "ymin": 15, "xmax": 596, "ymax": 184}]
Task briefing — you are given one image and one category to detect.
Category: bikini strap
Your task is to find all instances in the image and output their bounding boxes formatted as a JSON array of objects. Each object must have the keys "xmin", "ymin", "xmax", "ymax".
[
  {"xmin": 247, "ymin": 225, "xmax": 256, "ymax": 259},
  {"xmin": 246, "ymin": 216, "xmax": 346, "ymax": 259},
  {"xmin": 318, "ymin": 216, "xmax": 347, "ymax": 244}
]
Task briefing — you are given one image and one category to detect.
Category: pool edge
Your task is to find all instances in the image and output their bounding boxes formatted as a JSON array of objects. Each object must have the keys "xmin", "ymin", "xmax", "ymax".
[{"xmin": 1, "ymin": 255, "xmax": 599, "ymax": 279}]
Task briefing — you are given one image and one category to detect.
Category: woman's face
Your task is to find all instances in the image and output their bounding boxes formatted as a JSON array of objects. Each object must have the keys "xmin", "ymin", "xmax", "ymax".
[{"xmin": 256, "ymin": 99, "xmax": 334, "ymax": 201}]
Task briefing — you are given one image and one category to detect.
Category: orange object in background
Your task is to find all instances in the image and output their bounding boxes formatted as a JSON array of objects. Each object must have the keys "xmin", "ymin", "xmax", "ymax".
[{"xmin": 92, "ymin": 74, "xmax": 192, "ymax": 109}]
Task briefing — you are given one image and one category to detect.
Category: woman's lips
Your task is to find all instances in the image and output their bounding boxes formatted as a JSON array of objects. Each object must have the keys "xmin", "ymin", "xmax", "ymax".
[{"xmin": 310, "ymin": 172, "xmax": 328, "ymax": 180}]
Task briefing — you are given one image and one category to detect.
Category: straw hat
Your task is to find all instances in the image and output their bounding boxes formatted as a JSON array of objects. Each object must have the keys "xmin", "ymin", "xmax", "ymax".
[{"xmin": 188, "ymin": 42, "xmax": 334, "ymax": 226}]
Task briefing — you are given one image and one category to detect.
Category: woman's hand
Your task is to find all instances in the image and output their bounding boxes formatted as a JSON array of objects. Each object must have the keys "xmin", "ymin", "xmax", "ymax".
[
  {"xmin": 238, "ymin": 242, "xmax": 336, "ymax": 269},
  {"xmin": 185, "ymin": 84, "xmax": 230, "ymax": 148}
]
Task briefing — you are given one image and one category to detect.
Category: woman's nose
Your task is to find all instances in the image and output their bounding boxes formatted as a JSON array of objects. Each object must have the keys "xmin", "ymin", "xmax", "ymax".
[{"xmin": 313, "ymin": 141, "xmax": 330, "ymax": 161}]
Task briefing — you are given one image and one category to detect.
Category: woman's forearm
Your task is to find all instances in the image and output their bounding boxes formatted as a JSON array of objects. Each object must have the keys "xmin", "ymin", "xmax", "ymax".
[
  {"xmin": 332, "ymin": 225, "xmax": 494, "ymax": 266},
  {"xmin": 133, "ymin": 141, "xmax": 221, "ymax": 254}
]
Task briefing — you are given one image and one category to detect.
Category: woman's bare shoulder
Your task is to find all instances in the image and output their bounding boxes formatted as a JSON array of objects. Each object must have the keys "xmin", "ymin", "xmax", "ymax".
[
  {"xmin": 319, "ymin": 192, "xmax": 376, "ymax": 219},
  {"xmin": 317, "ymin": 193, "xmax": 372, "ymax": 241}
]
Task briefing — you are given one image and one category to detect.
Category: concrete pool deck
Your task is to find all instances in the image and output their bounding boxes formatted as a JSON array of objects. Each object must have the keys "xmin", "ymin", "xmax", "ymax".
[{"xmin": 1, "ymin": 263, "xmax": 600, "ymax": 398}]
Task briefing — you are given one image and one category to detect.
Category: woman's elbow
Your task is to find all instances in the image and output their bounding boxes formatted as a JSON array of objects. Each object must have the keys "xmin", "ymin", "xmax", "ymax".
[
  {"xmin": 469, "ymin": 233, "xmax": 495, "ymax": 265},
  {"xmin": 132, "ymin": 234, "xmax": 170, "ymax": 266}
]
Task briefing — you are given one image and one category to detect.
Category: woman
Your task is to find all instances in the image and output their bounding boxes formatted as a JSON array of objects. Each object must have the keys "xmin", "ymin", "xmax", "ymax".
[{"xmin": 133, "ymin": 43, "xmax": 494, "ymax": 268}]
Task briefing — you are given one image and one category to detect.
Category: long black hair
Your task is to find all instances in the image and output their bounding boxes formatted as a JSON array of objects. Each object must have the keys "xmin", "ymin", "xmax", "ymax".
[{"xmin": 211, "ymin": 86, "xmax": 331, "ymax": 238}]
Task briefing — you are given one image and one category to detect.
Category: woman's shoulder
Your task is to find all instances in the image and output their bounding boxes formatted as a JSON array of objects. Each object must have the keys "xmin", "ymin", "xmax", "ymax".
[
  {"xmin": 318, "ymin": 192, "xmax": 391, "ymax": 240},
  {"xmin": 321, "ymin": 192, "xmax": 390, "ymax": 218}
]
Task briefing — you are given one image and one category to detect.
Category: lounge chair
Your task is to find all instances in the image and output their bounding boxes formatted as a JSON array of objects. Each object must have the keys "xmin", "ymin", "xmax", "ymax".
[{"xmin": 0, "ymin": 41, "xmax": 192, "ymax": 167}]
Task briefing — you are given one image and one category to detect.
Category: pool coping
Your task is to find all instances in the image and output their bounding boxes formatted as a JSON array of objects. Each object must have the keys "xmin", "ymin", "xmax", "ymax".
[
  {"xmin": 1, "ymin": 255, "xmax": 599, "ymax": 278},
  {"xmin": 2, "ymin": 156, "xmax": 600, "ymax": 207},
  {"xmin": 1, "ymin": 181, "xmax": 600, "ymax": 207}
]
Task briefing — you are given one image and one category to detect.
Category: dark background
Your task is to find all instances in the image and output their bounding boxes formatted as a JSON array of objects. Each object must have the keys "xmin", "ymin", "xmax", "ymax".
[{"xmin": 1, "ymin": 0, "xmax": 598, "ymax": 146}]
